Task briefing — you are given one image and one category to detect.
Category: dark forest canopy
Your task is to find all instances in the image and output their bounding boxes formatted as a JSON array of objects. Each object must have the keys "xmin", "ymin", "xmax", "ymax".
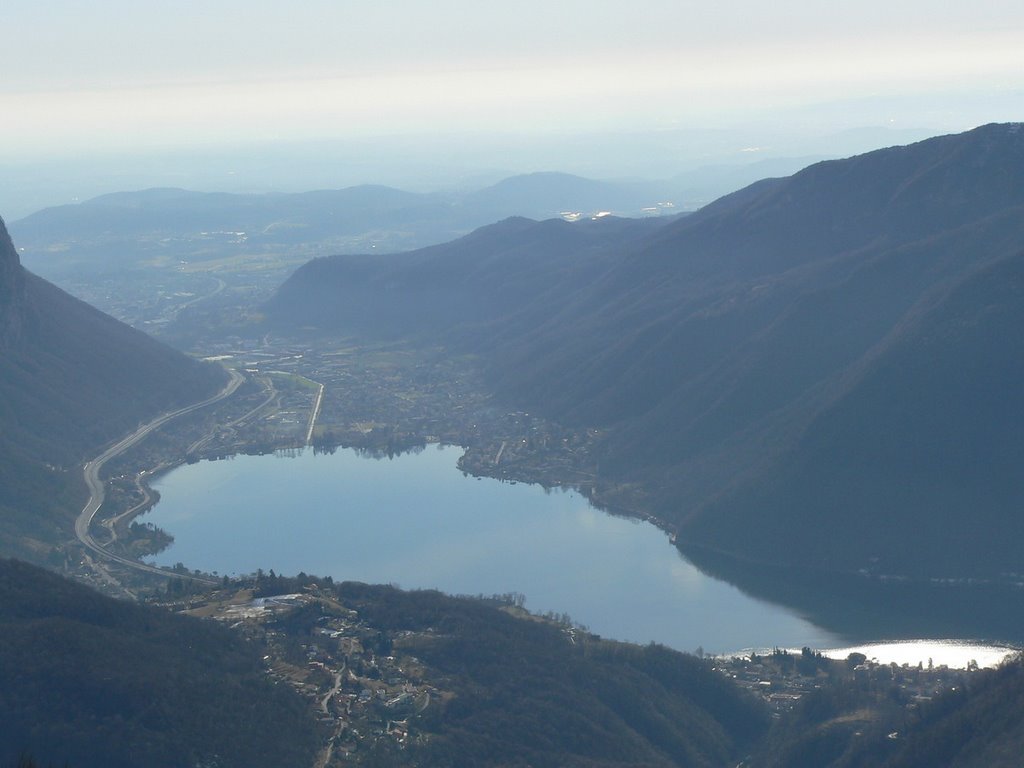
[
  {"xmin": 1, "ymin": 560, "xmax": 770, "ymax": 768},
  {"xmin": 0, "ymin": 559, "xmax": 318, "ymax": 768},
  {"xmin": 6, "ymin": 561, "xmax": 1024, "ymax": 768}
]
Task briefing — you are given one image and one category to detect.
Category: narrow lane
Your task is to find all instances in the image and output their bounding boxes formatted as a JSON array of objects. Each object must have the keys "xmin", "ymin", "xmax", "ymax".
[{"xmin": 305, "ymin": 381, "xmax": 325, "ymax": 445}]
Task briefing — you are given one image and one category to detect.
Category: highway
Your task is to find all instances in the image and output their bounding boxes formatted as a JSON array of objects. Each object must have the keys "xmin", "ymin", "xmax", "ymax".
[
  {"xmin": 74, "ymin": 368, "xmax": 244, "ymax": 584},
  {"xmin": 186, "ymin": 373, "xmax": 278, "ymax": 456}
]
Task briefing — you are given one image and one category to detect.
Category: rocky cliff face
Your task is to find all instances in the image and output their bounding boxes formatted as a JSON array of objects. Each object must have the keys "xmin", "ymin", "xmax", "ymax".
[{"xmin": 0, "ymin": 217, "xmax": 25, "ymax": 349}]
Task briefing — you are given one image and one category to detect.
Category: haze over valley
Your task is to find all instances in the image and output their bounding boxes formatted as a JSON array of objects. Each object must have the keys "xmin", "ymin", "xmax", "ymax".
[
  {"xmin": 4, "ymin": 1, "xmax": 1024, "ymax": 765},
  {"xmin": 5, "ymin": 122, "xmax": 1024, "ymax": 765}
]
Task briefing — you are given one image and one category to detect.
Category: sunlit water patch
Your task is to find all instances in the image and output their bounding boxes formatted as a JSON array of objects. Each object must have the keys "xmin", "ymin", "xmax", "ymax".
[{"xmin": 819, "ymin": 640, "xmax": 1018, "ymax": 669}]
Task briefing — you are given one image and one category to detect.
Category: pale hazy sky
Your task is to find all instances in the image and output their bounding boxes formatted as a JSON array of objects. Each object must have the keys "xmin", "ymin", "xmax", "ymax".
[{"xmin": 3, "ymin": 0, "xmax": 1023, "ymax": 161}]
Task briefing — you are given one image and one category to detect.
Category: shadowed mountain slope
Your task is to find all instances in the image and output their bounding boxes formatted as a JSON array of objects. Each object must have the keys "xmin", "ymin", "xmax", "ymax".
[
  {"xmin": 267, "ymin": 214, "xmax": 670, "ymax": 338},
  {"xmin": 0, "ymin": 558, "xmax": 318, "ymax": 768},
  {"xmin": 755, "ymin": 655, "xmax": 1024, "ymax": 768},
  {"xmin": 266, "ymin": 123, "xmax": 1024, "ymax": 580},
  {"xmin": 0, "ymin": 218, "xmax": 225, "ymax": 560}
]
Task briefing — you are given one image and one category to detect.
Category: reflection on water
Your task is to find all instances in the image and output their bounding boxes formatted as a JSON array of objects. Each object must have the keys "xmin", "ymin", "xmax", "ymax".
[
  {"xmin": 683, "ymin": 543, "xmax": 1024, "ymax": 648},
  {"xmin": 146, "ymin": 445, "xmax": 1019, "ymax": 663},
  {"xmin": 146, "ymin": 445, "xmax": 838, "ymax": 654}
]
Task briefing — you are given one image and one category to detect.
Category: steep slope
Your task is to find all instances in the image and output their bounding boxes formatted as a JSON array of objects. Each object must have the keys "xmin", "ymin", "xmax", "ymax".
[
  {"xmin": 268, "ymin": 214, "xmax": 671, "ymax": 339},
  {"xmin": 875, "ymin": 657, "xmax": 1024, "ymax": 768},
  {"xmin": 265, "ymin": 123, "xmax": 1024, "ymax": 581},
  {"xmin": 566, "ymin": 124, "xmax": 1024, "ymax": 577},
  {"xmin": 457, "ymin": 124, "xmax": 1024, "ymax": 580},
  {"xmin": 685, "ymin": 234, "xmax": 1024, "ymax": 577},
  {"xmin": 756, "ymin": 655, "xmax": 1024, "ymax": 768},
  {"xmin": 273, "ymin": 576, "xmax": 770, "ymax": 767},
  {"xmin": 0, "ymin": 559, "xmax": 770, "ymax": 768},
  {"xmin": 486, "ymin": 123, "xmax": 1024, "ymax": 424},
  {"xmin": 0, "ymin": 559, "xmax": 319, "ymax": 768},
  {"xmin": 0, "ymin": 219, "xmax": 24, "ymax": 347},
  {"xmin": 0, "ymin": 217, "xmax": 225, "ymax": 560}
]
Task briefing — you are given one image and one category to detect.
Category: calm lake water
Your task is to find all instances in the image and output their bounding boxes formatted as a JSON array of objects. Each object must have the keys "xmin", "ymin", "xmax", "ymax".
[{"xmin": 145, "ymin": 445, "xmax": 1015, "ymax": 664}]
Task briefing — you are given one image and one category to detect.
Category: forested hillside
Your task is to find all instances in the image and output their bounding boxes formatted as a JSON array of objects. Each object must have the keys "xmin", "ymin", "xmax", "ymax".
[
  {"xmin": 266, "ymin": 123, "xmax": 1024, "ymax": 580},
  {"xmin": 754, "ymin": 654, "xmax": 1024, "ymax": 768},
  {"xmin": 0, "ymin": 559, "xmax": 319, "ymax": 768},
  {"xmin": 0, "ymin": 218, "xmax": 225, "ymax": 561},
  {"xmin": 5, "ymin": 558, "xmax": 1022, "ymax": 768},
  {"xmin": 267, "ymin": 214, "xmax": 668, "ymax": 338},
  {"xmin": 1, "ymin": 560, "xmax": 771, "ymax": 768},
  {"xmin": 256, "ymin": 574, "xmax": 771, "ymax": 767}
]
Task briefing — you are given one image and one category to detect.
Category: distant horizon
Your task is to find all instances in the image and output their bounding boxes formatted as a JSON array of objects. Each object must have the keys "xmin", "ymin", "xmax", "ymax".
[
  {"xmin": 0, "ymin": 120, "xmax": 986, "ymax": 221},
  {"xmin": 4, "ymin": 1, "xmax": 1021, "ymax": 219},
  {"xmin": 5, "ymin": 2, "xmax": 1022, "ymax": 155}
]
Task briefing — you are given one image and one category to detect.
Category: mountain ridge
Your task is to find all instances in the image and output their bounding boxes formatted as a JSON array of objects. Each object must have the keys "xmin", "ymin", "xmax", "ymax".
[
  {"xmin": 0, "ymin": 219, "xmax": 25, "ymax": 348},
  {"xmin": 266, "ymin": 123, "xmax": 1024, "ymax": 580},
  {"xmin": 11, "ymin": 172, "xmax": 693, "ymax": 285}
]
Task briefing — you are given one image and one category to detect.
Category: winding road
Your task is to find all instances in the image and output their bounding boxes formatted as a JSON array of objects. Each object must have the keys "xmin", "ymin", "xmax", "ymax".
[{"xmin": 74, "ymin": 368, "xmax": 244, "ymax": 584}]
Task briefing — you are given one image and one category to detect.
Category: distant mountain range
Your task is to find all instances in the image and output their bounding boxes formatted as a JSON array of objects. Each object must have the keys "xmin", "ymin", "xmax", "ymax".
[
  {"xmin": 267, "ymin": 123, "xmax": 1024, "ymax": 582},
  {"xmin": 0, "ymin": 218, "xmax": 224, "ymax": 561},
  {"xmin": 9, "ymin": 163, "xmax": 823, "ymax": 282}
]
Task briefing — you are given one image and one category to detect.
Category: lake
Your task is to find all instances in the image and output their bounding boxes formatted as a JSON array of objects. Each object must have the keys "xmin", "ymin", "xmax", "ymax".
[{"xmin": 145, "ymin": 444, "xmax": 1016, "ymax": 665}]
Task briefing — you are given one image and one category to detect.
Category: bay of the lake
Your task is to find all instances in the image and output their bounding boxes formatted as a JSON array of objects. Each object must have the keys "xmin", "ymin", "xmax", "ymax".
[{"xmin": 146, "ymin": 444, "xmax": 845, "ymax": 654}]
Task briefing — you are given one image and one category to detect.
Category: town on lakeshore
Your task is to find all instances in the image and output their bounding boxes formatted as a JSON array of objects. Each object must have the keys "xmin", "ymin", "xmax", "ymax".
[
  {"xmin": 159, "ymin": 575, "xmax": 1000, "ymax": 764},
  {"xmin": 73, "ymin": 333, "xmax": 644, "ymax": 595}
]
